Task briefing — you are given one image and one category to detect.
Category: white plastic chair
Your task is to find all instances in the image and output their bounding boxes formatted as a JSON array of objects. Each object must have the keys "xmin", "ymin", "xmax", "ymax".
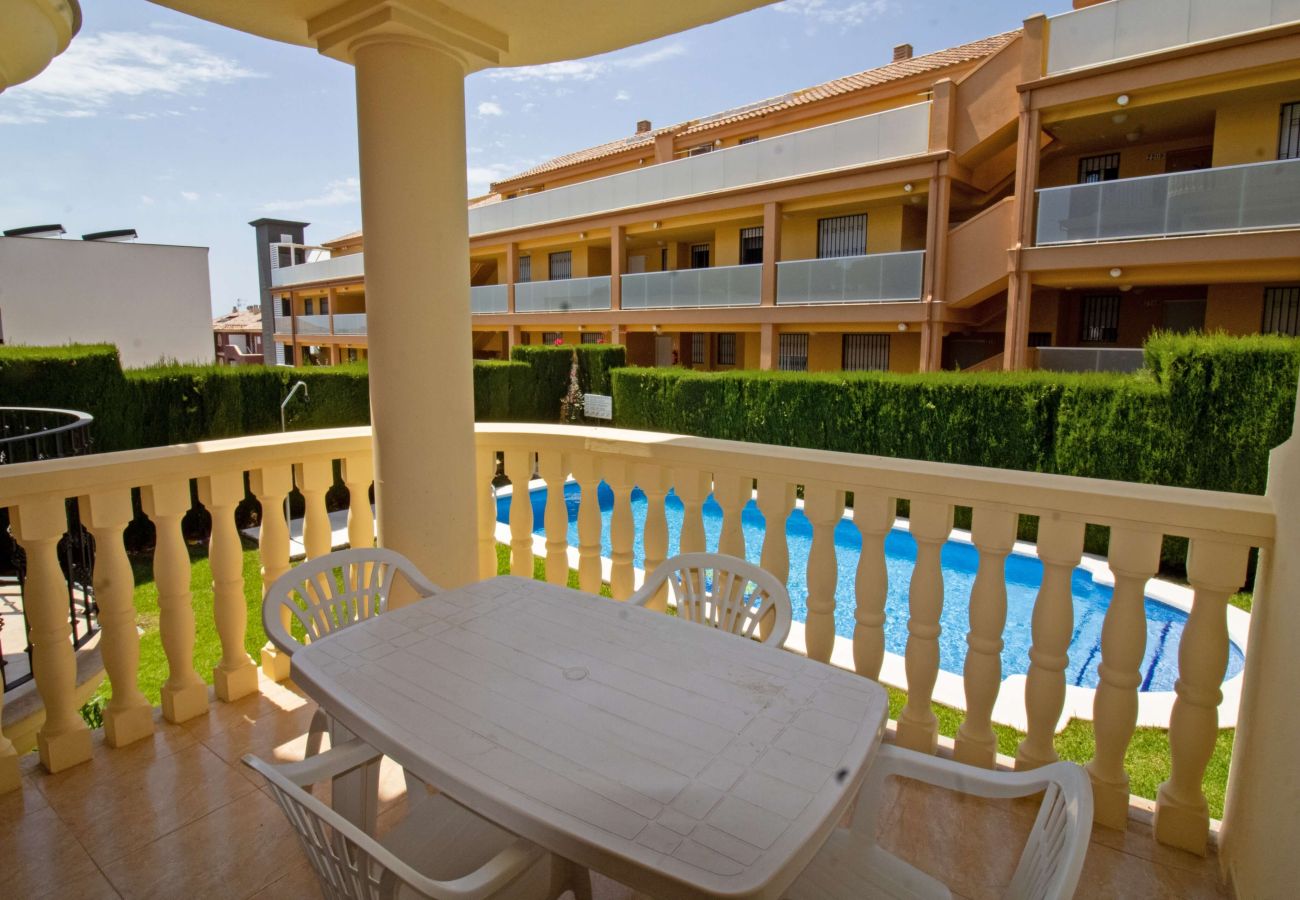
[
  {"xmin": 785, "ymin": 744, "xmax": 1093, "ymax": 900},
  {"xmin": 244, "ymin": 740, "xmax": 587, "ymax": 900},
  {"xmin": 627, "ymin": 552, "xmax": 793, "ymax": 648},
  {"xmin": 263, "ymin": 548, "xmax": 440, "ymax": 759}
]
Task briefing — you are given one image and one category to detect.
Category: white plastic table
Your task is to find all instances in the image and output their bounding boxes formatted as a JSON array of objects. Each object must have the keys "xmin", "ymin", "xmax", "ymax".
[{"xmin": 291, "ymin": 575, "xmax": 889, "ymax": 900}]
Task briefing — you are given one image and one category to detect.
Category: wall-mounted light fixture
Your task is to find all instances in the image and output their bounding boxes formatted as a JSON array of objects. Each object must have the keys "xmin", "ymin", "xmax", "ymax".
[
  {"xmin": 1109, "ymin": 267, "xmax": 1123, "ymax": 278},
  {"xmin": 1116, "ymin": 94, "xmax": 1130, "ymax": 106},
  {"xmin": 903, "ymin": 183, "xmax": 914, "ymax": 192},
  {"xmin": 897, "ymin": 322, "xmax": 908, "ymax": 332}
]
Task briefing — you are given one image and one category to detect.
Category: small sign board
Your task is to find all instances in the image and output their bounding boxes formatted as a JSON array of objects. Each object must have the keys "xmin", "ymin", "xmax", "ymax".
[{"xmin": 584, "ymin": 393, "xmax": 613, "ymax": 420}]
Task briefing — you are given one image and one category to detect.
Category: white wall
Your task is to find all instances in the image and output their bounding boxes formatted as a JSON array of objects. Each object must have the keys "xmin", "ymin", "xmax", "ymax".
[{"xmin": 0, "ymin": 236, "xmax": 214, "ymax": 368}]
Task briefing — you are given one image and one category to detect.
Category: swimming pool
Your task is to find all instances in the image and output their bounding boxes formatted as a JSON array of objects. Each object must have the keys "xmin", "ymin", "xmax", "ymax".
[{"xmin": 496, "ymin": 481, "xmax": 1245, "ymax": 693}]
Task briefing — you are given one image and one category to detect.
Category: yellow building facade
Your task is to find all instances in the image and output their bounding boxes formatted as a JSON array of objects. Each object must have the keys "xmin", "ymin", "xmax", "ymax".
[{"xmin": 266, "ymin": 0, "xmax": 1300, "ymax": 373}]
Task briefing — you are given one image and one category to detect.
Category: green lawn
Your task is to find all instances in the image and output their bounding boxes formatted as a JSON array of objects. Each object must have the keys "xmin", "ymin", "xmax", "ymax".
[{"xmin": 90, "ymin": 539, "xmax": 1236, "ymax": 818}]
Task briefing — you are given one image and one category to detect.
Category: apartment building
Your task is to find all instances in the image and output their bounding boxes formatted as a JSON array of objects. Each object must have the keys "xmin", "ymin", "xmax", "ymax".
[{"xmin": 261, "ymin": 0, "xmax": 1300, "ymax": 373}]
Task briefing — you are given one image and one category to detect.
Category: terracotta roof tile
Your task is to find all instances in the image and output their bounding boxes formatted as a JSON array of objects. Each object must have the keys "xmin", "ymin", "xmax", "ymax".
[{"xmin": 213, "ymin": 308, "xmax": 262, "ymax": 332}]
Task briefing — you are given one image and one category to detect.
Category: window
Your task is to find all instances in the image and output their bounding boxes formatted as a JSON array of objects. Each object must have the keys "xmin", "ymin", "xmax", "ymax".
[
  {"xmin": 518, "ymin": 255, "xmax": 532, "ymax": 283},
  {"xmin": 817, "ymin": 214, "xmax": 867, "ymax": 259},
  {"xmin": 580, "ymin": 332, "xmax": 603, "ymax": 344},
  {"xmin": 716, "ymin": 332, "xmax": 737, "ymax": 366},
  {"xmin": 542, "ymin": 331, "xmax": 563, "ymax": 345},
  {"xmin": 660, "ymin": 248, "xmax": 668, "ymax": 270},
  {"xmin": 1080, "ymin": 294, "xmax": 1121, "ymax": 343},
  {"xmin": 739, "ymin": 227, "xmax": 764, "ymax": 266},
  {"xmin": 690, "ymin": 244, "xmax": 711, "ymax": 269},
  {"xmin": 549, "ymin": 251, "xmax": 572, "ymax": 280},
  {"xmin": 688, "ymin": 143, "xmax": 715, "ymax": 157},
  {"xmin": 842, "ymin": 334, "xmax": 890, "ymax": 371},
  {"xmin": 319, "ymin": 297, "xmax": 329, "ymax": 315},
  {"xmin": 283, "ymin": 344, "xmax": 295, "ymax": 365},
  {"xmin": 1028, "ymin": 332, "xmax": 1052, "ymax": 348},
  {"xmin": 279, "ymin": 298, "xmax": 291, "ymax": 317},
  {"xmin": 1262, "ymin": 286, "xmax": 1300, "ymax": 335},
  {"xmin": 1280, "ymin": 102, "xmax": 1300, "ymax": 160},
  {"xmin": 1077, "ymin": 153, "xmax": 1120, "ymax": 184},
  {"xmin": 347, "ymin": 348, "xmax": 358, "ymax": 362},
  {"xmin": 690, "ymin": 333, "xmax": 706, "ymax": 365},
  {"xmin": 303, "ymin": 298, "xmax": 313, "ymax": 316},
  {"xmin": 778, "ymin": 333, "xmax": 809, "ymax": 371},
  {"xmin": 738, "ymin": 136, "xmax": 760, "ymax": 145}
]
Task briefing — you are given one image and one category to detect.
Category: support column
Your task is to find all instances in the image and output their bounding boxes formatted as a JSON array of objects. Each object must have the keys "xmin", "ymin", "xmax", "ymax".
[
  {"xmin": 506, "ymin": 242, "xmax": 518, "ymax": 314},
  {"xmin": 761, "ymin": 202, "xmax": 781, "ymax": 307},
  {"xmin": 1004, "ymin": 92, "xmax": 1041, "ymax": 372},
  {"xmin": 760, "ymin": 322, "xmax": 776, "ymax": 371},
  {"xmin": 351, "ymin": 36, "xmax": 478, "ymax": 589},
  {"xmin": 609, "ymin": 323, "xmax": 623, "ymax": 346},
  {"xmin": 611, "ymin": 225, "xmax": 625, "ymax": 311},
  {"xmin": 328, "ymin": 286, "xmax": 337, "ymax": 336},
  {"xmin": 920, "ymin": 170, "xmax": 951, "ymax": 373},
  {"xmin": 508, "ymin": 324, "xmax": 523, "ymax": 353}
]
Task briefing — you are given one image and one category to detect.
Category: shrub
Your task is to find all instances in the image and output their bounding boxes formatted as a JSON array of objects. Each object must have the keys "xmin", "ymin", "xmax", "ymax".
[{"xmin": 508, "ymin": 344, "xmax": 626, "ymax": 420}]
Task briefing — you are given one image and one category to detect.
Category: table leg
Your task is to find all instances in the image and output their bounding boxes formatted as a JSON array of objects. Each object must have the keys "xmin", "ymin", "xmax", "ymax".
[
  {"xmin": 327, "ymin": 719, "xmax": 379, "ymax": 834},
  {"xmin": 549, "ymin": 856, "xmax": 592, "ymax": 900}
]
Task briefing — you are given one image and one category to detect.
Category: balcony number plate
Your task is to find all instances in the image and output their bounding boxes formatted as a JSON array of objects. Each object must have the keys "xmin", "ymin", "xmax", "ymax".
[{"xmin": 584, "ymin": 393, "xmax": 612, "ymax": 420}]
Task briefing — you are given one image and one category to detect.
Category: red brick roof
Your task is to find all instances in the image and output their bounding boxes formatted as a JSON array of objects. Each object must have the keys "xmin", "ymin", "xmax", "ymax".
[{"xmin": 213, "ymin": 307, "xmax": 262, "ymax": 332}]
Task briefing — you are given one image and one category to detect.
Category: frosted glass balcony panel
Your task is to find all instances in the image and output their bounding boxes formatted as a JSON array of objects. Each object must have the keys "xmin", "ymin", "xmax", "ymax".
[
  {"xmin": 515, "ymin": 276, "xmax": 611, "ymax": 313},
  {"xmin": 471, "ymin": 284, "xmax": 509, "ymax": 314},
  {"xmin": 776, "ymin": 251, "xmax": 925, "ymax": 304},
  {"xmin": 332, "ymin": 314, "xmax": 367, "ymax": 335},
  {"xmin": 294, "ymin": 315, "xmax": 330, "ymax": 336},
  {"xmin": 270, "ymin": 252, "xmax": 365, "ymax": 288},
  {"xmin": 619, "ymin": 265, "xmax": 762, "ymax": 310}
]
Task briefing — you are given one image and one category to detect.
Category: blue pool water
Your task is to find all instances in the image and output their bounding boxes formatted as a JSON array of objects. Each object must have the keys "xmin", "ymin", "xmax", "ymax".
[{"xmin": 496, "ymin": 482, "xmax": 1246, "ymax": 692}]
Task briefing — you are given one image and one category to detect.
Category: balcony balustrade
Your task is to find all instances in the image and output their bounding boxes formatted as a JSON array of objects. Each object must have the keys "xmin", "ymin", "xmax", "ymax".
[
  {"xmin": 620, "ymin": 264, "xmax": 762, "ymax": 310},
  {"xmin": 332, "ymin": 313, "xmax": 367, "ymax": 335},
  {"xmin": 1035, "ymin": 158, "xmax": 1300, "ymax": 245},
  {"xmin": 269, "ymin": 251, "xmax": 364, "ymax": 288},
  {"xmin": 776, "ymin": 250, "xmax": 925, "ymax": 304},
  {"xmin": 0, "ymin": 421, "xmax": 1280, "ymax": 862},
  {"xmin": 514, "ymin": 276, "xmax": 611, "ymax": 313},
  {"xmin": 470, "ymin": 283, "xmax": 509, "ymax": 314},
  {"xmin": 1045, "ymin": 0, "xmax": 1300, "ymax": 75},
  {"xmin": 293, "ymin": 314, "xmax": 331, "ymax": 336},
  {"xmin": 467, "ymin": 102, "xmax": 931, "ymax": 236}
]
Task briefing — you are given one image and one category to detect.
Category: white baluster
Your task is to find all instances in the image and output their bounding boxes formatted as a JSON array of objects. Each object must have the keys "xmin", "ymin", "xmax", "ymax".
[
  {"xmin": 674, "ymin": 469, "xmax": 711, "ymax": 556},
  {"xmin": 852, "ymin": 492, "xmax": 895, "ymax": 681},
  {"xmin": 896, "ymin": 500, "xmax": 954, "ymax": 754},
  {"xmin": 571, "ymin": 453, "xmax": 603, "ymax": 594},
  {"xmin": 603, "ymin": 459, "xmax": 635, "ymax": 600},
  {"xmin": 1016, "ymin": 517, "xmax": 1085, "ymax": 769},
  {"xmin": 296, "ymin": 458, "xmax": 334, "ymax": 560},
  {"xmin": 475, "ymin": 447, "xmax": 499, "ymax": 580},
  {"xmin": 342, "ymin": 452, "xmax": 375, "ymax": 552},
  {"xmin": 538, "ymin": 452, "xmax": 570, "ymax": 586},
  {"xmin": 636, "ymin": 464, "xmax": 671, "ymax": 612},
  {"xmin": 803, "ymin": 485, "xmax": 845, "ymax": 663},
  {"xmin": 197, "ymin": 471, "xmax": 259, "ymax": 703},
  {"xmin": 79, "ymin": 490, "xmax": 154, "ymax": 748},
  {"xmin": 11, "ymin": 496, "xmax": 92, "ymax": 772},
  {"xmin": 713, "ymin": 473, "xmax": 749, "ymax": 559},
  {"xmin": 1086, "ymin": 527, "xmax": 1163, "ymax": 827},
  {"xmin": 954, "ymin": 507, "xmax": 1018, "ymax": 768},
  {"xmin": 757, "ymin": 479, "xmax": 796, "ymax": 644},
  {"xmin": 1154, "ymin": 539, "xmax": 1250, "ymax": 854},
  {"xmin": 251, "ymin": 464, "xmax": 293, "ymax": 681},
  {"xmin": 141, "ymin": 480, "xmax": 209, "ymax": 725},
  {"xmin": 505, "ymin": 450, "xmax": 534, "ymax": 577}
]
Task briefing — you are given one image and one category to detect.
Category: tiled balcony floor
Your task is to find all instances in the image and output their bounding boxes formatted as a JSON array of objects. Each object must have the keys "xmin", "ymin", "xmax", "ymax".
[{"xmin": 1, "ymin": 673, "xmax": 1231, "ymax": 899}]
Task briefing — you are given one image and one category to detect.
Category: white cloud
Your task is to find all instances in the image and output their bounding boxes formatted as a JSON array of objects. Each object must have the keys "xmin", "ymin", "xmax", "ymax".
[
  {"xmin": 773, "ymin": 0, "xmax": 893, "ymax": 27},
  {"xmin": 614, "ymin": 89, "xmax": 631, "ymax": 102},
  {"xmin": 487, "ymin": 42, "xmax": 686, "ymax": 83},
  {"xmin": 476, "ymin": 100, "xmax": 504, "ymax": 117},
  {"xmin": 466, "ymin": 161, "xmax": 541, "ymax": 196},
  {"xmin": 0, "ymin": 31, "xmax": 258, "ymax": 125},
  {"xmin": 260, "ymin": 177, "xmax": 360, "ymax": 213},
  {"xmin": 141, "ymin": 195, "xmax": 155, "ymax": 205},
  {"xmin": 180, "ymin": 191, "xmax": 200, "ymax": 201}
]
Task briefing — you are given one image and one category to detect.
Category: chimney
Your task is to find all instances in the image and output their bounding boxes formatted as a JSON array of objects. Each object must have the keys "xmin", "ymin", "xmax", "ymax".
[
  {"xmin": 892, "ymin": 43, "xmax": 913, "ymax": 62},
  {"xmin": 636, "ymin": 119, "xmax": 652, "ymax": 134}
]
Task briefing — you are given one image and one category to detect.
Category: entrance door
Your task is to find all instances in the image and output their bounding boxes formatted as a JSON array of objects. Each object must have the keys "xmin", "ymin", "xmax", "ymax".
[
  {"xmin": 654, "ymin": 335, "xmax": 674, "ymax": 367},
  {"xmin": 1163, "ymin": 299, "xmax": 1207, "ymax": 333}
]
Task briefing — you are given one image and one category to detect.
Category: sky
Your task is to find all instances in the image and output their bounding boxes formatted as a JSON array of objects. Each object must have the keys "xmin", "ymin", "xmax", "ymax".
[{"xmin": 0, "ymin": 0, "xmax": 1073, "ymax": 316}]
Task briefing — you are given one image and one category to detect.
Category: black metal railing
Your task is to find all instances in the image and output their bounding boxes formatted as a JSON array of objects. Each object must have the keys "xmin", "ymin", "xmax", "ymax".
[{"xmin": 1, "ymin": 407, "xmax": 95, "ymax": 692}]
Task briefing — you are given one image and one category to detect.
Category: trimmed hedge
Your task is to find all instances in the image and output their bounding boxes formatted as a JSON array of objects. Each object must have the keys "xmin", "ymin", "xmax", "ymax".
[{"xmin": 509, "ymin": 344, "xmax": 626, "ymax": 421}]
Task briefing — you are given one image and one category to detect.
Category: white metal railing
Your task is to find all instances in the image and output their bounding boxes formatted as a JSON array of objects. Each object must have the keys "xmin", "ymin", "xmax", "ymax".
[
  {"xmin": 620, "ymin": 264, "xmax": 762, "ymax": 310},
  {"xmin": 775, "ymin": 251, "xmax": 926, "ymax": 304},
  {"xmin": 471, "ymin": 284, "xmax": 509, "ymax": 314},
  {"xmin": 1035, "ymin": 158, "xmax": 1300, "ymax": 245},
  {"xmin": 514, "ymin": 276, "xmax": 611, "ymax": 313},
  {"xmin": 1045, "ymin": 0, "xmax": 1300, "ymax": 75},
  {"xmin": 468, "ymin": 103, "xmax": 932, "ymax": 236},
  {"xmin": 332, "ymin": 314, "xmax": 366, "ymax": 335},
  {"xmin": 270, "ymin": 251, "xmax": 365, "ymax": 288}
]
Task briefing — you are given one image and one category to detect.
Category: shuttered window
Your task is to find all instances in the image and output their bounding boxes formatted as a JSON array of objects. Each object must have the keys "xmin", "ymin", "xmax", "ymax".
[
  {"xmin": 548, "ymin": 251, "xmax": 572, "ymax": 280},
  {"xmin": 518, "ymin": 255, "xmax": 531, "ymax": 283},
  {"xmin": 778, "ymin": 333, "xmax": 809, "ymax": 371},
  {"xmin": 580, "ymin": 332, "xmax": 603, "ymax": 344},
  {"xmin": 1080, "ymin": 294, "xmax": 1121, "ymax": 343},
  {"xmin": 542, "ymin": 331, "xmax": 563, "ymax": 345},
  {"xmin": 690, "ymin": 244, "xmax": 711, "ymax": 269},
  {"xmin": 817, "ymin": 214, "xmax": 866, "ymax": 259},
  {"xmin": 716, "ymin": 333, "xmax": 737, "ymax": 366},
  {"xmin": 738, "ymin": 135, "xmax": 760, "ymax": 145},
  {"xmin": 303, "ymin": 299, "xmax": 313, "ymax": 316},
  {"xmin": 688, "ymin": 143, "xmax": 714, "ymax": 157},
  {"xmin": 1077, "ymin": 153, "xmax": 1120, "ymax": 184},
  {"xmin": 319, "ymin": 297, "xmax": 329, "ymax": 315},
  {"xmin": 1262, "ymin": 287, "xmax": 1300, "ymax": 335},
  {"xmin": 739, "ymin": 227, "xmax": 764, "ymax": 265},
  {"xmin": 842, "ymin": 334, "xmax": 890, "ymax": 371},
  {"xmin": 690, "ymin": 333, "xmax": 707, "ymax": 365},
  {"xmin": 1280, "ymin": 102, "xmax": 1300, "ymax": 160}
]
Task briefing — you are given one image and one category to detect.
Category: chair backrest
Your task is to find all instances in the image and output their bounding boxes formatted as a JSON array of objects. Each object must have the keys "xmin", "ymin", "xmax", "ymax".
[
  {"xmin": 245, "ymin": 753, "xmax": 442, "ymax": 900},
  {"xmin": 628, "ymin": 552, "xmax": 792, "ymax": 647},
  {"xmin": 262, "ymin": 548, "xmax": 439, "ymax": 656},
  {"xmin": 1004, "ymin": 765, "xmax": 1092, "ymax": 900}
]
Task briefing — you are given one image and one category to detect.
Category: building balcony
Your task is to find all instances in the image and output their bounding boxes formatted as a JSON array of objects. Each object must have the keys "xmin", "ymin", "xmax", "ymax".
[
  {"xmin": 0, "ymin": 422, "xmax": 1279, "ymax": 896},
  {"xmin": 269, "ymin": 251, "xmax": 364, "ymax": 288},
  {"xmin": 470, "ymin": 283, "xmax": 509, "ymax": 314},
  {"xmin": 467, "ymin": 102, "xmax": 932, "ymax": 237},
  {"xmin": 776, "ymin": 250, "xmax": 925, "ymax": 305},
  {"xmin": 1034, "ymin": 158, "xmax": 1300, "ymax": 246},
  {"xmin": 620, "ymin": 264, "xmax": 762, "ymax": 310},
  {"xmin": 515, "ymin": 276, "xmax": 612, "ymax": 313},
  {"xmin": 1045, "ymin": 0, "xmax": 1300, "ymax": 76},
  {"xmin": 272, "ymin": 313, "xmax": 368, "ymax": 338}
]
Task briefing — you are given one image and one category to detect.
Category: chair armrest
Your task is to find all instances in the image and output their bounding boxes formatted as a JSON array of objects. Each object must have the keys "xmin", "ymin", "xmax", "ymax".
[
  {"xmin": 253, "ymin": 738, "xmax": 383, "ymax": 788},
  {"xmin": 868, "ymin": 744, "xmax": 1089, "ymax": 801},
  {"xmin": 419, "ymin": 838, "xmax": 546, "ymax": 900}
]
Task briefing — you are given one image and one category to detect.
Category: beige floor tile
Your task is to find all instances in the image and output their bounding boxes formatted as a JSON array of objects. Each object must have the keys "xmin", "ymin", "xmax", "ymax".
[
  {"xmin": 1074, "ymin": 839, "xmax": 1231, "ymax": 900},
  {"xmin": 242, "ymin": 856, "xmax": 319, "ymax": 900},
  {"xmin": 28, "ymin": 865, "xmax": 124, "ymax": 900},
  {"xmin": 100, "ymin": 787, "xmax": 302, "ymax": 900},
  {"xmin": 0, "ymin": 802, "xmax": 104, "ymax": 899},
  {"xmin": 1088, "ymin": 817, "xmax": 1228, "ymax": 879}
]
